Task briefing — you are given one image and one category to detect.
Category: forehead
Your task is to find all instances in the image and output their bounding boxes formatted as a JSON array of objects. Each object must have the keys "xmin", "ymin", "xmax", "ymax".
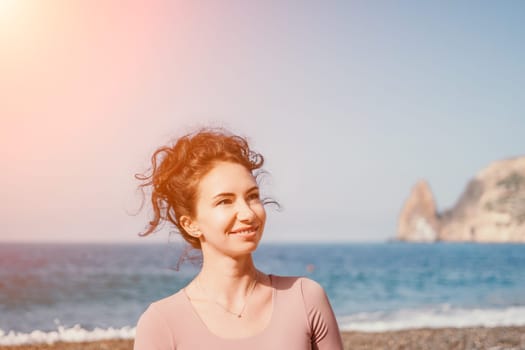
[{"xmin": 197, "ymin": 162, "xmax": 257, "ymax": 197}]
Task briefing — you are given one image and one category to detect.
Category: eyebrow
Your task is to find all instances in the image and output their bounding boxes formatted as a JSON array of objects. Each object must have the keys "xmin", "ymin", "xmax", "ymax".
[{"xmin": 212, "ymin": 186, "xmax": 259, "ymax": 199}]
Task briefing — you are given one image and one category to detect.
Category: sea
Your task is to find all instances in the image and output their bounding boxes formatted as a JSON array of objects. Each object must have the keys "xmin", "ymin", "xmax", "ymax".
[{"xmin": 1, "ymin": 242, "xmax": 525, "ymax": 345}]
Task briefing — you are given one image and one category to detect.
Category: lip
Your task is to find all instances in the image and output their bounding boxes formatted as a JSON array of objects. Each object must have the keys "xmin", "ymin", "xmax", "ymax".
[{"xmin": 229, "ymin": 225, "xmax": 259, "ymax": 235}]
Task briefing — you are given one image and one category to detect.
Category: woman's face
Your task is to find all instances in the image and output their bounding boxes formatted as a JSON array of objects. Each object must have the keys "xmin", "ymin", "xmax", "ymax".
[{"xmin": 190, "ymin": 161, "xmax": 266, "ymax": 257}]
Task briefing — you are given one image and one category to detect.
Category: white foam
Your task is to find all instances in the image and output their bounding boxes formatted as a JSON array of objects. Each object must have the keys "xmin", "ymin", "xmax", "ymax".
[
  {"xmin": 3, "ymin": 306, "xmax": 525, "ymax": 344},
  {"xmin": 339, "ymin": 305, "xmax": 525, "ymax": 332},
  {"xmin": 0, "ymin": 324, "xmax": 135, "ymax": 346}
]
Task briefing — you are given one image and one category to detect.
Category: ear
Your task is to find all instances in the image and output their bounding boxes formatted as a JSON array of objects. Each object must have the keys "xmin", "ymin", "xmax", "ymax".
[{"xmin": 180, "ymin": 215, "xmax": 201, "ymax": 238}]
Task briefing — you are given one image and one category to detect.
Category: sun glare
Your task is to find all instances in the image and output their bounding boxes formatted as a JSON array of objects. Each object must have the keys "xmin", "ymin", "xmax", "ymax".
[
  {"xmin": 0, "ymin": 0, "xmax": 20, "ymax": 23},
  {"xmin": 0, "ymin": 0, "xmax": 44, "ymax": 35},
  {"xmin": 0, "ymin": 0, "xmax": 34, "ymax": 42}
]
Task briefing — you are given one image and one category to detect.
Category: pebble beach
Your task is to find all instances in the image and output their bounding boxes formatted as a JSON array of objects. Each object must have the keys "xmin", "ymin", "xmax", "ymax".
[{"xmin": 1, "ymin": 327, "xmax": 525, "ymax": 350}]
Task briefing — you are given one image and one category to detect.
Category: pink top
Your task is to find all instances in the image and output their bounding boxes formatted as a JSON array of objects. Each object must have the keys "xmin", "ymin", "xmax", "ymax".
[{"xmin": 134, "ymin": 275, "xmax": 343, "ymax": 350}]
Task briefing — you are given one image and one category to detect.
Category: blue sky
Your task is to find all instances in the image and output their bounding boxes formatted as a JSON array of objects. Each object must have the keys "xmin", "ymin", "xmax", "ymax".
[{"xmin": 1, "ymin": 1, "xmax": 524, "ymax": 243}]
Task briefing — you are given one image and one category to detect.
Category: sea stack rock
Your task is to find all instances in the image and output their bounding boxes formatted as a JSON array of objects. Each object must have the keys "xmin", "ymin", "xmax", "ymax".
[
  {"xmin": 397, "ymin": 156, "xmax": 525, "ymax": 243},
  {"xmin": 397, "ymin": 180, "xmax": 440, "ymax": 242}
]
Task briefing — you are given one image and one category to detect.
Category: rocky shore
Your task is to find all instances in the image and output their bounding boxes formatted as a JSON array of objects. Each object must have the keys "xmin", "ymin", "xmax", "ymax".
[
  {"xmin": 1, "ymin": 326, "xmax": 524, "ymax": 350},
  {"xmin": 398, "ymin": 156, "xmax": 525, "ymax": 243}
]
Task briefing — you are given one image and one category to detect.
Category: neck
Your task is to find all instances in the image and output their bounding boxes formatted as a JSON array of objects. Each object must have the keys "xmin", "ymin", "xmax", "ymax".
[{"xmin": 198, "ymin": 250, "xmax": 258, "ymax": 303}]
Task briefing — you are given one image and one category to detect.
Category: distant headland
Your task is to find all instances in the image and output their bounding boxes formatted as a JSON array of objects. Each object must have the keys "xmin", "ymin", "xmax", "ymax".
[{"xmin": 397, "ymin": 156, "xmax": 525, "ymax": 243}]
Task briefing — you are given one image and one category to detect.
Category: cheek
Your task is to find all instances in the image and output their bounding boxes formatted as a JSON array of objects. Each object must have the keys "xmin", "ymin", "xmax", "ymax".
[
  {"xmin": 208, "ymin": 208, "xmax": 236, "ymax": 226},
  {"xmin": 255, "ymin": 204, "xmax": 267, "ymax": 221},
  {"xmin": 195, "ymin": 206, "xmax": 223, "ymax": 229}
]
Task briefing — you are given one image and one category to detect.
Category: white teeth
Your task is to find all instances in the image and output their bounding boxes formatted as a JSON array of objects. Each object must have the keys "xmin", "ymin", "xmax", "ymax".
[{"xmin": 231, "ymin": 228, "xmax": 256, "ymax": 235}]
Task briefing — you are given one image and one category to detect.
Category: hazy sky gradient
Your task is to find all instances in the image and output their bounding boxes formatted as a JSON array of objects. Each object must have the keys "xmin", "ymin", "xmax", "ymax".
[{"xmin": 1, "ymin": 1, "xmax": 524, "ymax": 243}]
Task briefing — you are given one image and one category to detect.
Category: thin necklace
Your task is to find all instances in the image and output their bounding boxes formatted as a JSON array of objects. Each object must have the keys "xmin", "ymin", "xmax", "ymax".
[{"xmin": 197, "ymin": 270, "xmax": 258, "ymax": 318}]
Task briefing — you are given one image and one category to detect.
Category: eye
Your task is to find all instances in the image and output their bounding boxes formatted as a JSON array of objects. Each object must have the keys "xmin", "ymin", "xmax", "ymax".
[
  {"xmin": 247, "ymin": 192, "xmax": 261, "ymax": 201},
  {"xmin": 217, "ymin": 198, "xmax": 233, "ymax": 206}
]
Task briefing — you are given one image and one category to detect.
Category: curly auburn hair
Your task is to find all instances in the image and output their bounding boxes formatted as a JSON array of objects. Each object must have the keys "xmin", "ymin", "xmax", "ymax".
[{"xmin": 135, "ymin": 128, "xmax": 273, "ymax": 249}]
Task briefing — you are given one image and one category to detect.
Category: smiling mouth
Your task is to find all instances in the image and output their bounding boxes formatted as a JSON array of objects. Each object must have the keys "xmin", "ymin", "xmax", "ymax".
[{"xmin": 229, "ymin": 226, "xmax": 259, "ymax": 235}]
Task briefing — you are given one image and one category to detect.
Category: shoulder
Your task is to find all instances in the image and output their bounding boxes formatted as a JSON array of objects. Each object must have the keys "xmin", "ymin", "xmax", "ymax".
[
  {"xmin": 144, "ymin": 290, "xmax": 187, "ymax": 322},
  {"xmin": 270, "ymin": 274, "xmax": 326, "ymax": 299},
  {"xmin": 271, "ymin": 274, "xmax": 324, "ymax": 289},
  {"xmin": 136, "ymin": 291, "xmax": 186, "ymax": 330},
  {"xmin": 298, "ymin": 277, "xmax": 326, "ymax": 299},
  {"xmin": 151, "ymin": 290, "xmax": 186, "ymax": 309},
  {"xmin": 275, "ymin": 275, "xmax": 329, "ymax": 311},
  {"xmin": 134, "ymin": 291, "xmax": 186, "ymax": 349}
]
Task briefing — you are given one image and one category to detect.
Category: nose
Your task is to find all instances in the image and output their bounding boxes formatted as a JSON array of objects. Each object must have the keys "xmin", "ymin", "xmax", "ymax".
[{"xmin": 236, "ymin": 200, "xmax": 256, "ymax": 222}]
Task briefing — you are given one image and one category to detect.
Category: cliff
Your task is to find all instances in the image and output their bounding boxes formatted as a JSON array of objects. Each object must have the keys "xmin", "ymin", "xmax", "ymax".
[{"xmin": 397, "ymin": 156, "xmax": 525, "ymax": 243}]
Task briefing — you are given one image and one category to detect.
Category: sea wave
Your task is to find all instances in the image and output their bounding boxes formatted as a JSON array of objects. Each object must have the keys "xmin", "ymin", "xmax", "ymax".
[
  {"xmin": 338, "ymin": 305, "xmax": 525, "ymax": 332},
  {"xmin": 0, "ymin": 323, "xmax": 135, "ymax": 346},
  {"xmin": 3, "ymin": 306, "xmax": 525, "ymax": 345}
]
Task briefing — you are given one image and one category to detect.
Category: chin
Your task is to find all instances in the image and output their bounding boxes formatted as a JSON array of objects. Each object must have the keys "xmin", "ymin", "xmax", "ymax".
[{"xmin": 234, "ymin": 239, "xmax": 261, "ymax": 256}]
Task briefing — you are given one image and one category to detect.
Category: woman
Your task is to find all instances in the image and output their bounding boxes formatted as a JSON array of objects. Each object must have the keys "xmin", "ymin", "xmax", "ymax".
[{"xmin": 134, "ymin": 128, "xmax": 343, "ymax": 349}]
